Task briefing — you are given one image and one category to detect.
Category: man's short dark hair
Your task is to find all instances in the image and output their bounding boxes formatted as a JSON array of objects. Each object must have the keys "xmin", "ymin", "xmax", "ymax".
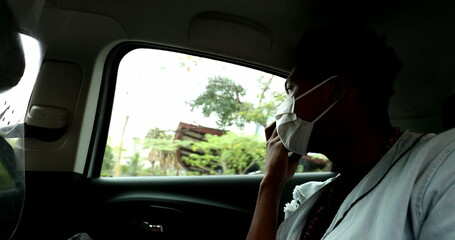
[{"xmin": 295, "ymin": 24, "xmax": 403, "ymax": 117}]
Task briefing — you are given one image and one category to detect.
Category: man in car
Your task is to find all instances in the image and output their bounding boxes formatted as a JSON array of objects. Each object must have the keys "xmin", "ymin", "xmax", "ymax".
[{"xmin": 247, "ymin": 24, "xmax": 455, "ymax": 240}]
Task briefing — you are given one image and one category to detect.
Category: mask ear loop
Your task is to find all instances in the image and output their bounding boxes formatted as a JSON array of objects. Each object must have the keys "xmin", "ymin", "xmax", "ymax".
[
  {"xmin": 274, "ymin": 75, "xmax": 339, "ymax": 115},
  {"xmin": 312, "ymin": 90, "xmax": 345, "ymax": 123},
  {"xmin": 295, "ymin": 75, "xmax": 338, "ymax": 101}
]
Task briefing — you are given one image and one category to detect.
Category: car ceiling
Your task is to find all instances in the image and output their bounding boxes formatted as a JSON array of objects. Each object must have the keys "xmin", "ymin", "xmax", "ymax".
[{"xmin": 9, "ymin": 0, "xmax": 455, "ymax": 133}]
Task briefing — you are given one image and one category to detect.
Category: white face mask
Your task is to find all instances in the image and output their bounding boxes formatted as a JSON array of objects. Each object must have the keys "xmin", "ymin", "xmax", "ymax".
[{"xmin": 275, "ymin": 75, "xmax": 342, "ymax": 156}]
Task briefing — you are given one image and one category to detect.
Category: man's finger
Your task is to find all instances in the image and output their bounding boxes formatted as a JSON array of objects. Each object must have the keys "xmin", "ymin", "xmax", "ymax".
[{"xmin": 265, "ymin": 121, "xmax": 277, "ymax": 140}]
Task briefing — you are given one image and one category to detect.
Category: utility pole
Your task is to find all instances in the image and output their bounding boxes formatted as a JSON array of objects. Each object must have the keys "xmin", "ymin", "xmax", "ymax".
[{"xmin": 113, "ymin": 115, "xmax": 129, "ymax": 177}]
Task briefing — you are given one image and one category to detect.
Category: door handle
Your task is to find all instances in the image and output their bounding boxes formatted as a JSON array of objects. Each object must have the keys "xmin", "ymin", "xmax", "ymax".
[{"xmin": 144, "ymin": 222, "xmax": 164, "ymax": 233}]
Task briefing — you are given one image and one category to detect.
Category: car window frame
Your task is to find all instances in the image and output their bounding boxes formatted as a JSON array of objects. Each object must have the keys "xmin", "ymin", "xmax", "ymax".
[{"xmin": 85, "ymin": 42, "xmax": 288, "ymax": 178}]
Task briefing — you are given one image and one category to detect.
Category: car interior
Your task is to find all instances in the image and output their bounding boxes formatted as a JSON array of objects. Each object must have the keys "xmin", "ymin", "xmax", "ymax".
[{"xmin": 1, "ymin": 0, "xmax": 454, "ymax": 239}]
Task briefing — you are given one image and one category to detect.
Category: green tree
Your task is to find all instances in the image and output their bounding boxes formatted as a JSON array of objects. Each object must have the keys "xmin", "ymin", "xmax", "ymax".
[
  {"xmin": 124, "ymin": 152, "xmax": 145, "ymax": 176},
  {"xmin": 142, "ymin": 128, "xmax": 191, "ymax": 176},
  {"xmin": 189, "ymin": 76, "xmax": 246, "ymax": 128},
  {"xmin": 189, "ymin": 75, "xmax": 285, "ymax": 129},
  {"xmin": 183, "ymin": 132, "xmax": 265, "ymax": 175},
  {"xmin": 101, "ymin": 144, "xmax": 115, "ymax": 177}
]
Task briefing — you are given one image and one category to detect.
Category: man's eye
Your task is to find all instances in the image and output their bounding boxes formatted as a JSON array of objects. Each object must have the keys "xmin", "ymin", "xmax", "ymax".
[{"xmin": 285, "ymin": 87, "xmax": 294, "ymax": 95}]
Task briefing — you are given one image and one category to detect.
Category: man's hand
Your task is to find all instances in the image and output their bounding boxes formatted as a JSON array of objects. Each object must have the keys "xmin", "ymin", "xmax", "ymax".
[
  {"xmin": 263, "ymin": 122, "xmax": 301, "ymax": 185},
  {"xmin": 246, "ymin": 122, "xmax": 301, "ymax": 240}
]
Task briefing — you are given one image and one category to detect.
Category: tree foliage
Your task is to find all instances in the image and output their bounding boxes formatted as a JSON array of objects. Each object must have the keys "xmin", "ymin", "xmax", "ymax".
[
  {"xmin": 189, "ymin": 76, "xmax": 246, "ymax": 128},
  {"xmin": 182, "ymin": 132, "xmax": 265, "ymax": 175},
  {"xmin": 142, "ymin": 128, "xmax": 191, "ymax": 176},
  {"xmin": 189, "ymin": 75, "xmax": 285, "ymax": 129},
  {"xmin": 101, "ymin": 144, "xmax": 115, "ymax": 177},
  {"xmin": 124, "ymin": 152, "xmax": 144, "ymax": 176}
]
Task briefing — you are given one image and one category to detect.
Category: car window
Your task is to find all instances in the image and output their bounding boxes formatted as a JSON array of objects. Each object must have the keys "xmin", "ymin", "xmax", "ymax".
[{"xmin": 101, "ymin": 48, "xmax": 331, "ymax": 177}]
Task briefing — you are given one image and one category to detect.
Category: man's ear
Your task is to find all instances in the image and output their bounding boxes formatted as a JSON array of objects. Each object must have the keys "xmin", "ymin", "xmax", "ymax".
[{"xmin": 326, "ymin": 75, "xmax": 347, "ymax": 102}]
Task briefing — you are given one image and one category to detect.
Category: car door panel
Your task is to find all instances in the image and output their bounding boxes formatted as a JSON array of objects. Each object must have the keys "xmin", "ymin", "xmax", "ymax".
[
  {"xmin": 83, "ymin": 173, "xmax": 336, "ymax": 240},
  {"xmin": 13, "ymin": 169, "xmax": 334, "ymax": 240}
]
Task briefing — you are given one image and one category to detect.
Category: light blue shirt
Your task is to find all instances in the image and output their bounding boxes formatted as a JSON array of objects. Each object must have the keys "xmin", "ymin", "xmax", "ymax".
[{"xmin": 277, "ymin": 129, "xmax": 455, "ymax": 240}]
